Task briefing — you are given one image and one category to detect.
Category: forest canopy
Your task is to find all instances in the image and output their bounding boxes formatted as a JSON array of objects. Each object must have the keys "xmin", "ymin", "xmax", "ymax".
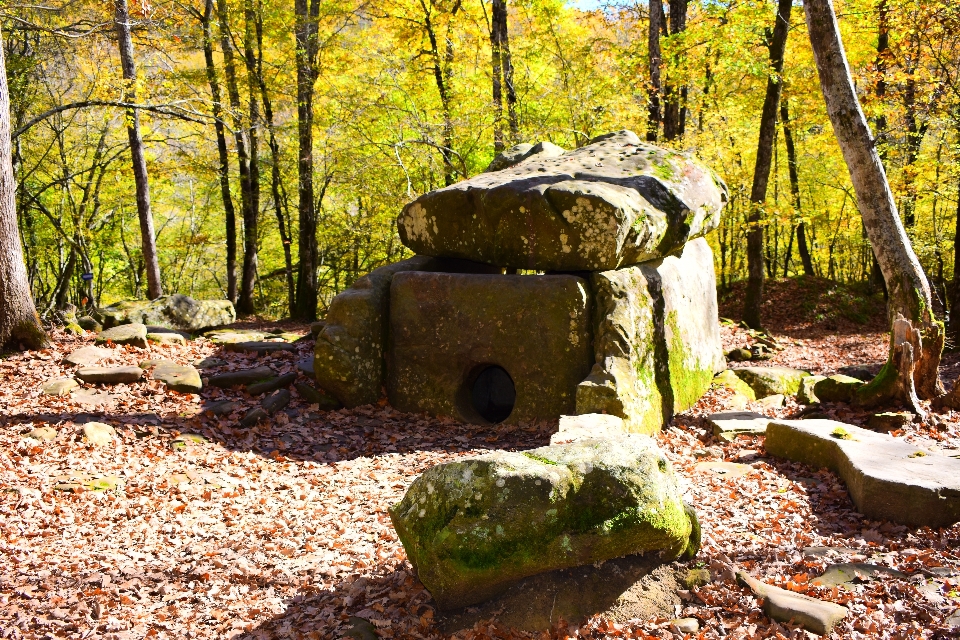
[{"xmin": 6, "ymin": 0, "xmax": 959, "ymax": 319}]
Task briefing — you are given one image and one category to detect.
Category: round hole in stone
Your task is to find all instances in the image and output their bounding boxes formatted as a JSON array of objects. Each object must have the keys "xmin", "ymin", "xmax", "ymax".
[{"xmin": 471, "ymin": 366, "xmax": 516, "ymax": 424}]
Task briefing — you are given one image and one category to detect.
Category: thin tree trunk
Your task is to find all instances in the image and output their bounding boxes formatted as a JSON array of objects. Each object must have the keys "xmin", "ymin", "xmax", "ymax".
[
  {"xmin": 491, "ymin": 0, "xmax": 505, "ymax": 153},
  {"xmin": 114, "ymin": 0, "xmax": 162, "ymax": 300},
  {"xmin": 781, "ymin": 98, "xmax": 815, "ymax": 276},
  {"xmin": 500, "ymin": 3, "xmax": 518, "ymax": 142},
  {"xmin": 948, "ymin": 137, "xmax": 960, "ymax": 349},
  {"xmin": 294, "ymin": 0, "xmax": 321, "ymax": 321},
  {"xmin": 0, "ymin": 24, "xmax": 48, "ymax": 350},
  {"xmin": 901, "ymin": 73, "xmax": 926, "ymax": 227},
  {"xmin": 200, "ymin": 0, "xmax": 238, "ymax": 302},
  {"xmin": 743, "ymin": 0, "xmax": 792, "ymax": 330},
  {"xmin": 237, "ymin": 0, "xmax": 260, "ymax": 314},
  {"xmin": 662, "ymin": 0, "xmax": 687, "ymax": 141},
  {"xmin": 647, "ymin": 0, "xmax": 663, "ymax": 142},
  {"xmin": 874, "ymin": 0, "xmax": 889, "ymax": 162},
  {"xmin": 804, "ymin": 0, "xmax": 943, "ymax": 406}
]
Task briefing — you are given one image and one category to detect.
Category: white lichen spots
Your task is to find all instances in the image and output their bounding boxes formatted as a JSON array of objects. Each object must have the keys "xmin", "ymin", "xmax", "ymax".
[
  {"xmin": 419, "ymin": 509, "xmax": 426, "ymax": 517},
  {"xmin": 402, "ymin": 203, "xmax": 434, "ymax": 245},
  {"xmin": 495, "ymin": 478, "xmax": 505, "ymax": 488},
  {"xmin": 427, "ymin": 482, "xmax": 435, "ymax": 494},
  {"xmin": 519, "ymin": 206, "xmax": 526, "ymax": 213},
  {"xmin": 560, "ymin": 233, "xmax": 572, "ymax": 254},
  {"xmin": 495, "ymin": 525, "xmax": 504, "ymax": 536},
  {"xmin": 535, "ymin": 479, "xmax": 542, "ymax": 486}
]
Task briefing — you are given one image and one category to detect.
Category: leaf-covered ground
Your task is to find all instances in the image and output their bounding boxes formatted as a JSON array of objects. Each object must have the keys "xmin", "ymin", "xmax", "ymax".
[{"xmin": 2, "ymin": 287, "xmax": 959, "ymax": 639}]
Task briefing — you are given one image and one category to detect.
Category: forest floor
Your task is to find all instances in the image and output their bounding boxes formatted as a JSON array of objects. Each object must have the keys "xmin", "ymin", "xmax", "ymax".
[{"xmin": 2, "ymin": 276, "xmax": 960, "ymax": 639}]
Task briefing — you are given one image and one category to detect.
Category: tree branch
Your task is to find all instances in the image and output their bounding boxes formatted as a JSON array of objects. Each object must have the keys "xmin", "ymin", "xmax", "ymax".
[{"xmin": 13, "ymin": 100, "xmax": 216, "ymax": 139}]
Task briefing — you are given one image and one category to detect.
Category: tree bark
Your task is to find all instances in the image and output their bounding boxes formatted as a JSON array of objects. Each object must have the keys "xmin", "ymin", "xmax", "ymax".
[
  {"xmin": 804, "ymin": 0, "xmax": 943, "ymax": 402},
  {"xmin": 948, "ymin": 167, "xmax": 960, "ymax": 349},
  {"xmin": 200, "ymin": 0, "xmax": 238, "ymax": 302},
  {"xmin": 500, "ymin": 3, "xmax": 518, "ymax": 143},
  {"xmin": 237, "ymin": 0, "xmax": 260, "ymax": 315},
  {"xmin": 491, "ymin": 0, "xmax": 504, "ymax": 153},
  {"xmin": 662, "ymin": 0, "xmax": 687, "ymax": 141},
  {"xmin": 0, "ymin": 24, "xmax": 48, "ymax": 350},
  {"xmin": 647, "ymin": 0, "xmax": 663, "ymax": 142},
  {"xmin": 780, "ymin": 98, "xmax": 815, "ymax": 276},
  {"xmin": 294, "ymin": 0, "xmax": 321, "ymax": 321},
  {"xmin": 742, "ymin": 0, "xmax": 792, "ymax": 330},
  {"xmin": 114, "ymin": 0, "xmax": 162, "ymax": 300},
  {"xmin": 421, "ymin": 0, "xmax": 462, "ymax": 186}
]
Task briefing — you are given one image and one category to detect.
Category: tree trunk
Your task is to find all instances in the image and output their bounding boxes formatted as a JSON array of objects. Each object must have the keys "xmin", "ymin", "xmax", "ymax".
[
  {"xmin": 662, "ymin": 0, "xmax": 687, "ymax": 141},
  {"xmin": 780, "ymin": 98, "xmax": 815, "ymax": 276},
  {"xmin": 0, "ymin": 25, "xmax": 48, "ymax": 350},
  {"xmin": 200, "ymin": 0, "xmax": 238, "ymax": 302},
  {"xmin": 804, "ymin": 0, "xmax": 943, "ymax": 404},
  {"xmin": 114, "ymin": 0, "xmax": 162, "ymax": 300},
  {"xmin": 294, "ymin": 0, "xmax": 321, "ymax": 321},
  {"xmin": 500, "ymin": 3, "xmax": 518, "ymax": 143},
  {"xmin": 647, "ymin": 0, "xmax": 663, "ymax": 142},
  {"xmin": 948, "ymin": 169, "xmax": 960, "ymax": 349},
  {"xmin": 491, "ymin": 0, "xmax": 505, "ymax": 153},
  {"xmin": 901, "ymin": 73, "xmax": 926, "ymax": 227},
  {"xmin": 216, "ymin": 0, "xmax": 256, "ymax": 313},
  {"xmin": 874, "ymin": 0, "xmax": 889, "ymax": 162},
  {"xmin": 236, "ymin": 0, "xmax": 260, "ymax": 315},
  {"xmin": 743, "ymin": 0, "xmax": 792, "ymax": 330}
]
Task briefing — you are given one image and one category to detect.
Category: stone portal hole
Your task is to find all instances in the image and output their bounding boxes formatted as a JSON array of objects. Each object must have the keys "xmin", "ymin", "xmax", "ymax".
[{"xmin": 471, "ymin": 366, "xmax": 516, "ymax": 423}]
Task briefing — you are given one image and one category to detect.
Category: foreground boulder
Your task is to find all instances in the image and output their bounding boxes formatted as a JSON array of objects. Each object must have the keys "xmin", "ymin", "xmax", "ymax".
[
  {"xmin": 99, "ymin": 294, "xmax": 235, "ymax": 332},
  {"xmin": 96, "ymin": 323, "xmax": 148, "ymax": 348},
  {"xmin": 576, "ymin": 239, "xmax": 724, "ymax": 432},
  {"xmin": 397, "ymin": 130, "xmax": 727, "ymax": 271},
  {"xmin": 390, "ymin": 435, "xmax": 699, "ymax": 610},
  {"xmin": 765, "ymin": 419, "xmax": 960, "ymax": 528},
  {"xmin": 732, "ymin": 366, "xmax": 809, "ymax": 397}
]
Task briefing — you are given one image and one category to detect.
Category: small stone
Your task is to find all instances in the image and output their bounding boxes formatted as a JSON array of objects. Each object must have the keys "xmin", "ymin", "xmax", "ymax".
[
  {"xmin": 75, "ymin": 366, "xmax": 144, "ymax": 385},
  {"xmin": 247, "ymin": 372, "xmax": 297, "ymax": 396},
  {"xmin": 309, "ymin": 321, "xmax": 326, "ymax": 337},
  {"xmin": 712, "ymin": 369, "xmax": 756, "ymax": 401},
  {"xmin": 262, "ymin": 389, "xmax": 291, "ymax": 415},
  {"xmin": 65, "ymin": 322, "xmax": 84, "ymax": 336},
  {"xmin": 732, "ymin": 366, "xmax": 810, "ymax": 397},
  {"xmin": 726, "ymin": 348, "xmax": 752, "ymax": 362},
  {"xmin": 194, "ymin": 357, "xmax": 227, "ymax": 370},
  {"xmin": 694, "ymin": 461, "xmax": 752, "ymax": 479},
  {"xmin": 812, "ymin": 563, "xmax": 907, "ymax": 588},
  {"xmin": 77, "ymin": 316, "xmax": 102, "ymax": 332},
  {"xmin": 239, "ymin": 407, "xmax": 268, "ymax": 428},
  {"xmin": 814, "ymin": 374, "xmax": 864, "ymax": 403},
  {"xmin": 341, "ymin": 616, "xmax": 379, "ymax": 640},
  {"xmin": 25, "ymin": 426, "xmax": 57, "ymax": 442},
  {"xmin": 53, "ymin": 472, "xmax": 123, "ymax": 493},
  {"xmin": 147, "ymin": 332, "xmax": 186, "ymax": 345},
  {"xmin": 152, "ymin": 362, "xmax": 202, "ymax": 393},
  {"xmin": 670, "ymin": 618, "xmax": 700, "ymax": 634},
  {"xmin": 683, "ymin": 568, "xmax": 711, "ymax": 589},
  {"xmin": 838, "ymin": 364, "xmax": 877, "ymax": 382},
  {"xmin": 64, "ymin": 345, "xmax": 111, "ymax": 367},
  {"xmin": 737, "ymin": 571, "xmax": 847, "ymax": 635},
  {"xmin": 797, "ymin": 375, "xmax": 825, "ymax": 404},
  {"xmin": 202, "ymin": 400, "xmax": 244, "ymax": 416},
  {"xmin": 294, "ymin": 382, "xmax": 342, "ymax": 410},
  {"xmin": 223, "ymin": 341, "xmax": 296, "ymax": 355},
  {"xmin": 71, "ymin": 389, "xmax": 119, "ymax": 406},
  {"xmin": 297, "ymin": 357, "xmax": 314, "ymax": 376},
  {"xmin": 171, "ymin": 433, "xmax": 208, "ymax": 451},
  {"xmin": 96, "ymin": 323, "xmax": 148, "ymax": 348},
  {"xmin": 82, "ymin": 422, "xmax": 116, "ymax": 446},
  {"xmin": 707, "ymin": 411, "xmax": 768, "ymax": 440},
  {"xmin": 42, "ymin": 378, "xmax": 79, "ymax": 396},
  {"xmin": 208, "ymin": 366, "xmax": 276, "ymax": 388},
  {"xmin": 756, "ymin": 394, "xmax": 785, "ymax": 409},
  {"xmin": 867, "ymin": 412, "xmax": 911, "ymax": 433},
  {"xmin": 550, "ymin": 413, "xmax": 626, "ymax": 445}
]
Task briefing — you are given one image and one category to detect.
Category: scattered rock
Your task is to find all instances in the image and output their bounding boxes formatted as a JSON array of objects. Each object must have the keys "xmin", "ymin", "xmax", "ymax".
[
  {"xmin": 147, "ymin": 332, "xmax": 186, "ymax": 345},
  {"xmin": 341, "ymin": 616, "xmax": 379, "ymax": 640},
  {"xmin": 694, "ymin": 461, "xmax": 753, "ymax": 479},
  {"xmin": 297, "ymin": 357, "xmax": 314, "ymax": 377},
  {"xmin": 398, "ymin": 130, "xmax": 727, "ymax": 271},
  {"xmin": 42, "ymin": 378, "xmax": 78, "ymax": 396},
  {"xmin": 202, "ymin": 400, "xmax": 244, "ymax": 416},
  {"xmin": 152, "ymin": 362, "xmax": 202, "ymax": 393},
  {"xmin": 812, "ymin": 563, "xmax": 908, "ymax": 588},
  {"xmin": 99, "ymin": 294, "xmax": 235, "ymax": 332},
  {"xmin": 262, "ymin": 389, "xmax": 291, "ymax": 415},
  {"xmin": 670, "ymin": 618, "xmax": 700, "ymax": 634},
  {"xmin": 797, "ymin": 375, "xmax": 825, "ymax": 404},
  {"xmin": 712, "ymin": 369, "xmax": 757, "ymax": 401},
  {"xmin": 70, "ymin": 389, "xmax": 119, "ymax": 406},
  {"xmin": 756, "ymin": 394, "xmax": 785, "ymax": 410},
  {"xmin": 224, "ymin": 341, "xmax": 296, "ymax": 355},
  {"xmin": 82, "ymin": 422, "xmax": 116, "ymax": 446},
  {"xmin": 25, "ymin": 426, "xmax": 57, "ymax": 442},
  {"xmin": 53, "ymin": 472, "xmax": 124, "ymax": 493},
  {"xmin": 550, "ymin": 414, "xmax": 626, "ymax": 445},
  {"xmin": 208, "ymin": 366, "xmax": 276, "ymax": 389},
  {"xmin": 707, "ymin": 411, "xmax": 768, "ymax": 441},
  {"xmin": 726, "ymin": 347, "xmax": 752, "ymax": 362},
  {"xmin": 736, "ymin": 571, "xmax": 847, "ymax": 636},
  {"xmin": 239, "ymin": 407, "xmax": 268, "ymax": 428},
  {"xmin": 294, "ymin": 382, "xmax": 342, "ymax": 410},
  {"xmin": 867, "ymin": 412, "xmax": 912, "ymax": 433},
  {"xmin": 64, "ymin": 322, "xmax": 84, "ymax": 335},
  {"xmin": 814, "ymin": 374, "xmax": 864, "ymax": 403},
  {"xmin": 194, "ymin": 357, "xmax": 227, "ymax": 370},
  {"xmin": 64, "ymin": 345, "xmax": 111, "ymax": 367},
  {"xmin": 247, "ymin": 372, "xmax": 297, "ymax": 396},
  {"xmin": 390, "ymin": 435, "xmax": 700, "ymax": 609},
  {"xmin": 170, "ymin": 433, "xmax": 208, "ymax": 452},
  {"xmin": 765, "ymin": 419, "xmax": 960, "ymax": 527},
  {"xmin": 77, "ymin": 316, "xmax": 102, "ymax": 332},
  {"xmin": 76, "ymin": 366, "xmax": 144, "ymax": 385},
  {"xmin": 683, "ymin": 568, "xmax": 711, "ymax": 589},
  {"xmin": 309, "ymin": 321, "xmax": 326, "ymax": 337},
  {"xmin": 732, "ymin": 366, "xmax": 810, "ymax": 397},
  {"xmin": 205, "ymin": 329, "xmax": 272, "ymax": 344},
  {"xmin": 96, "ymin": 323, "xmax": 148, "ymax": 348},
  {"xmin": 838, "ymin": 364, "xmax": 878, "ymax": 382}
]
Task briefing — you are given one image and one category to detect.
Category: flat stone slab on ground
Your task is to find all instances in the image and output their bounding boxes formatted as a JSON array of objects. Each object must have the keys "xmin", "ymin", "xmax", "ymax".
[
  {"xmin": 42, "ymin": 378, "xmax": 79, "ymax": 396},
  {"xmin": 247, "ymin": 372, "xmax": 297, "ymax": 396},
  {"xmin": 812, "ymin": 563, "xmax": 908, "ymax": 588},
  {"xmin": 75, "ymin": 366, "xmax": 144, "ymax": 385},
  {"xmin": 147, "ymin": 332, "xmax": 186, "ymax": 345},
  {"xmin": 96, "ymin": 323, "xmax": 148, "ymax": 348},
  {"xmin": 53, "ymin": 471, "xmax": 124, "ymax": 493},
  {"xmin": 202, "ymin": 400, "xmax": 244, "ymax": 416},
  {"xmin": 70, "ymin": 389, "xmax": 119, "ymax": 406},
  {"xmin": 732, "ymin": 366, "xmax": 810, "ymax": 397},
  {"xmin": 151, "ymin": 362, "xmax": 202, "ymax": 393},
  {"xmin": 550, "ymin": 413, "xmax": 626, "ymax": 445},
  {"xmin": 694, "ymin": 461, "xmax": 753, "ymax": 479},
  {"xmin": 765, "ymin": 419, "xmax": 960, "ymax": 528},
  {"xmin": 707, "ymin": 411, "xmax": 769, "ymax": 441},
  {"xmin": 82, "ymin": 422, "xmax": 116, "ymax": 446},
  {"xmin": 64, "ymin": 346, "xmax": 112, "ymax": 367},
  {"xmin": 737, "ymin": 571, "xmax": 847, "ymax": 635},
  {"xmin": 223, "ymin": 341, "xmax": 296, "ymax": 355},
  {"xmin": 294, "ymin": 382, "xmax": 341, "ymax": 410},
  {"xmin": 208, "ymin": 366, "xmax": 276, "ymax": 388},
  {"xmin": 25, "ymin": 426, "xmax": 57, "ymax": 441}
]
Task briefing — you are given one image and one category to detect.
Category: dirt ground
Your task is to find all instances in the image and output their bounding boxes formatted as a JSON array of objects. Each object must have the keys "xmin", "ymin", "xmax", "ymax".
[{"xmin": 2, "ymin": 280, "xmax": 959, "ymax": 639}]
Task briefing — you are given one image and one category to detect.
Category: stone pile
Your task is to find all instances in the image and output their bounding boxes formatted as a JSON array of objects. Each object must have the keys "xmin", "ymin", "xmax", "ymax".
[{"xmin": 314, "ymin": 130, "xmax": 728, "ymax": 430}]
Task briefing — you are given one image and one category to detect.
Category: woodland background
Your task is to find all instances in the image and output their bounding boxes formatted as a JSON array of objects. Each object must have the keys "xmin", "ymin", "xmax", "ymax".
[{"xmin": 7, "ymin": 0, "xmax": 959, "ymax": 321}]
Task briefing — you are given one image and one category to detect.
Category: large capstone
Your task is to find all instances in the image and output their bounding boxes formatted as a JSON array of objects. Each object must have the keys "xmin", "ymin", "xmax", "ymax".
[
  {"xmin": 576, "ymin": 238, "xmax": 724, "ymax": 433},
  {"xmin": 389, "ymin": 435, "xmax": 700, "ymax": 610},
  {"xmin": 387, "ymin": 272, "xmax": 592, "ymax": 424},
  {"xmin": 314, "ymin": 257, "xmax": 501, "ymax": 408},
  {"xmin": 397, "ymin": 130, "xmax": 727, "ymax": 271},
  {"xmin": 99, "ymin": 294, "xmax": 235, "ymax": 332}
]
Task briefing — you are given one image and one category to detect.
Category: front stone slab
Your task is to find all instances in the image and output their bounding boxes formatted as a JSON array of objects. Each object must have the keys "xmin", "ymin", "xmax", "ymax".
[
  {"xmin": 388, "ymin": 272, "xmax": 592, "ymax": 424},
  {"xmin": 576, "ymin": 238, "xmax": 724, "ymax": 433}
]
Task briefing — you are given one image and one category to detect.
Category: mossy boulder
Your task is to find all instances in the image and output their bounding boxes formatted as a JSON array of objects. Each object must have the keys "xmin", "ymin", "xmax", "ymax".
[
  {"xmin": 576, "ymin": 239, "xmax": 724, "ymax": 433},
  {"xmin": 797, "ymin": 375, "xmax": 826, "ymax": 404},
  {"xmin": 389, "ymin": 435, "xmax": 700, "ymax": 610},
  {"xmin": 100, "ymin": 294, "xmax": 235, "ymax": 332},
  {"xmin": 397, "ymin": 130, "xmax": 727, "ymax": 271},
  {"xmin": 96, "ymin": 323, "xmax": 148, "ymax": 348},
  {"xmin": 712, "ymin": 369, "xmax": 756, "ymax": 401},
  {"xmin": 732, "ymin": 366, "xmax": 810, "ymax": 398},
  {"xmin": 813, "ymin": 374, "xmax": 864, "ymax": 403}
]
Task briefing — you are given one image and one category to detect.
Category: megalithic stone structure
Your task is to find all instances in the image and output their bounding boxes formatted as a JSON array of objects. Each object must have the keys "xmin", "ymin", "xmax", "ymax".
[{"xmin": 314, "ymin": 129, "xmax": 728, "ymax": 432}]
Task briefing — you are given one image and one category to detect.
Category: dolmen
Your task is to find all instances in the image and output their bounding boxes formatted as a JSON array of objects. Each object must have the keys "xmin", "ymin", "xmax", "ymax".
[{"xmin": 314, "ymin": 130, "xmax": 728, "ymax": 431}]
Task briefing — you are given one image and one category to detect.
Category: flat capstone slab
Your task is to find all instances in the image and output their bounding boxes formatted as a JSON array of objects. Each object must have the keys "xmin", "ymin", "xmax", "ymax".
[
  {"xmin": 96, "ymin": 323, "xmax": 148, "ymax": 348},
  {"xmin": 387, "ymin": 271, "xmax": 593, "ymax": 424},
  {"xmin": 765, "ymin": 419, "xmax": 960, "ymax": 528},
  {"xmin": 151, "ymin": 361, "xmax": 202, "ymax": 393},
  {"xmin": 64, "ymin": 346, "xmax": 112, "ymax": 367},
  {"xmin": 75, "ymin": 366, "xmax": 144, "ymax": 385},
  {"xmin": 208, "ymin": 366, "xmax": 276, "ymax": 389},
  {"xmin": 707, "ymin": 411, "xmax": 769, "ymax": 440}
]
